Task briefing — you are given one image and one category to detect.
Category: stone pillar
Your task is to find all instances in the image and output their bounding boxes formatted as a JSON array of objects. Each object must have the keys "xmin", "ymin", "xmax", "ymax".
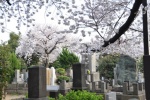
[
  {"xmin": 59, "ymin": 80, "xmax": 68, "ymax": 95},
  {"xmin": 46, "ymin": 68, "xmax": 51, "ymax": 85},
  {"xmin": 72, "ymin": 63, "xmax": 87, "ymax": 90},
  {"xmin": 27, "ymin": 66, "xmax": 48, "ymax": 100},
  {"xmin": 92, "ymin": 82, "xmax": 96, "ymax": 92},
  {"xmin": 123, "ymin": 82, "xmax": 128, "ymax": 94},
  {"xmin": 100, "ymin": 81, "xmax": 107, "ymax": 93},
  {"xmin": 106, "ymin": 92, "xmax": 116, "ymax": 100},
  {"xmin": 139, "ymin": 83, "xmax": 144, "ymax": 91},
  {"xmin": 91, "ymin": 72, "xmax": 100, "ymax": 82},
  {"xmin": 15, "ymin": 69, "xmax": 21, "ymax": 82},
  {"xmin": 133, "ymin": 83, "xmax": 139, "ymax": 95}
]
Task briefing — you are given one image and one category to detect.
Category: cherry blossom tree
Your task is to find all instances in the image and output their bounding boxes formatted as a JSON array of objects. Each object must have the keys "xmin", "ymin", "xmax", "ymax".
[
  {"xmin": 16, "ymin": 25, "xmax": 81, "ymax": 67},
  {"xmin": 56, "ymin": 0, "xmax": 149, "ymax": 59},
  {"xmin": 0, "ymin": 0, "xmax": 149, "ymax": 58}
]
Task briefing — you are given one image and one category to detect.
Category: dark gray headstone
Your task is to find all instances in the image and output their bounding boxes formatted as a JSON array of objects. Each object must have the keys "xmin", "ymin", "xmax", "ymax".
[
  {"xmin": 100, "ymin": 81, "xmax": 107, "ymax": 93},
  {"xmin": 139, "ymin": 83, "xmax": 144, "ymax": 91},
  {"xmin": 28, "ymin": 66, "xmax": 47, "ymax": 99},
  {"xmin": 72, "ymin": 63, "xmax": 87, "ymax": 90},
  {"xmin": 133, "ymin": 83, "xmax": 139, "ymax": 95},
  {"xmin": 123, "ymin": 82, "xmax": 128, "ymax": 94}
]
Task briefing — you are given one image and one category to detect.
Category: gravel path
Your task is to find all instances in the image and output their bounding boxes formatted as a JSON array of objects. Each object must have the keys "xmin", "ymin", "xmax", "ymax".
[{"xmin": 2, "ymin": 94, "xmax": 25, "ymax": 100}]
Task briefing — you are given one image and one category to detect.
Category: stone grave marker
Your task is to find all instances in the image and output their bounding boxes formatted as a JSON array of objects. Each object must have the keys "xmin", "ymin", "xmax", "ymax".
[
  {"xmin": 106, "ymin": 92, "xmax": 116, "ymax": 100},
  {"xmin": 72, "ymin": 63, "xmax": 87, "ymax": 90},
  {"xmin": 26, "ymin": 66, "xmax": 48, "ymax": 100}
]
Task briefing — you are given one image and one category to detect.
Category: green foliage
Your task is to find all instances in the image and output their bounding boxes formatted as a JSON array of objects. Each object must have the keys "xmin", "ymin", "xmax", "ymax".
[
  {"xmin": 48, "ymin": 97, "xmax": 55, "ymax": 100},
  {"xmin": 116, "ymin": 54, "xmax": 136, "ymax": 84},
  {"xmin": 56, "ymin": 75, "xmax": 70, "ymax": 84},
  {"xmin": 137, "ymin": 56, "xmax": 143, "ymax": 72},
  {"xmin": 117, "ymin": 54, "xmax": 136, "ymax": 70},
  {"xmin": 52, "ymin": 60, "xmax": 62, "ymax": 69},
  {"xmin": 57, "ymin": 90, "xmax": 104, "ymax": 100},
  {"xmin": 53, "ymin": 47, "xmax": 79, "ymax": 69},
  {"xmin": 8, "ymin": 32, "xmax": 20, "ymax": 52},
  {"xmin": 98, "ymin": 54, "xmax": 120, "ymax": 79},
  {"xmin": 56, "ymin": 68, "xmax": 65, "ymax": 75},
  {"xmin": 9, "ymin": 52, "xmax": 21, "ymax": 70},
  {"xmin": 0, "ymin": 45, "xmax": 12, "ymax": 100}
]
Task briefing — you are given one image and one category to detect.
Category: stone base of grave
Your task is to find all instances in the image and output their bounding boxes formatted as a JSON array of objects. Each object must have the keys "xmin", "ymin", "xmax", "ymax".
[
  {"xmin": 24, "ymin": 97, "xmax": 49, "ymax": 100},
  {"xmin": 121, "ymin": 94, "xmax": 145, "ymax": 100},
  {"xmin": 112, "ymin": 86, "xmax": 123, "ymax": 92},
  {"xmin": 47, "ymin": 91, "xmax": 59, "ymax": 99}
]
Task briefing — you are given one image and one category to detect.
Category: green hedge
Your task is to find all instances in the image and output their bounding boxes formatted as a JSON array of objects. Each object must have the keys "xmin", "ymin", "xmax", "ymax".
[{"xmin": 49, "ymin": 90, "xmax": 104, "ymax": 100}]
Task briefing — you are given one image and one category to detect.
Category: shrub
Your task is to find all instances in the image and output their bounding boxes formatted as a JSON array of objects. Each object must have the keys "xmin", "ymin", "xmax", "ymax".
[
  {"xmin": 56, "ymin": 68, "xmax": 65, "ymax": 76},
  {"xmin": 98, "ymin": 53, "xmax": 120, "ymax": 79},
  {"xmin": 56, "ymin": 75, "xmax": 70, "ymax": 84},
  {"xmin": 57, "ymin": 90, "xmax": 104, "ymax": 100},
  {"xmin": 53, "ymin": 47, "xmax": 79, "ymax": 69}
]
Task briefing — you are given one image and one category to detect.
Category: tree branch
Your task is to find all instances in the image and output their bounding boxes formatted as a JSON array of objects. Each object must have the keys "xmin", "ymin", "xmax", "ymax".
[
  {"xmin": 102, "ymin": 0, "xmax": 142, "ymax": 47},
  {"xmin": 6, "ymin": 0, "xmax": 11, "ymax": 5}
]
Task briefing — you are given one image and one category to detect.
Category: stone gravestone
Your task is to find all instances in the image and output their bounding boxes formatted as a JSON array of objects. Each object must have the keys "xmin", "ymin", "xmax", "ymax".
[
  {"xmin": 106, "ymin": 92, "xmax": 116, "ymax": 100},
  {"xmin": 46, "ymin": 68, "xmax": 51, "ymax": 85},
  {"xmin": 114, "ymin": 65, "xmax": 118, "ymax": 85},
  {"xmin": 26, "ymin": 66, "xmax": 48, "ymax": 100},
  {"xmin": 115, "ymin": 55, "xmax": 137, "ymax": 85},
  {"xmin": 66, "ymin": 68, "xmax": 73, "ymax": 81},
  {"xmin": 72, "ymin": 63, "xmax": 87, "ymax": 90},
  {"xmin": 138, "ymin": 72, "xmax": 144, "ymax": 83},
  {"xmin": 81, "ymin": 53, "xmax": 97, "ymax": 73},
  {"xmin": 12, "ymin": 69, "xmax": 24, "ymax": 84},
  {"xmin": 50, "ymin": 67, "xmax": 57, "ymax": 86},
  {"xmin": 91, "ymin": 72, "xmax": 100, "ymax": 91},
  {"xmin": 24, "ymin": 71, "xmax": 28, "ymax": 82}
]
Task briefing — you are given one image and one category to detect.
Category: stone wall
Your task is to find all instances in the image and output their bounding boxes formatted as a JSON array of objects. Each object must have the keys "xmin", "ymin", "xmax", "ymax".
[{"xmin": 5, "ymin": 84, "xmax": 28, "ymax": 94}]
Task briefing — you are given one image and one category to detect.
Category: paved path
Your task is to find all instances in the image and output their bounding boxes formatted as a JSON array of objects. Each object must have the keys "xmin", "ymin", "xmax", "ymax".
[{"xmin": 2, "ymin": 94, "xmax": 25, "ymax": 100}]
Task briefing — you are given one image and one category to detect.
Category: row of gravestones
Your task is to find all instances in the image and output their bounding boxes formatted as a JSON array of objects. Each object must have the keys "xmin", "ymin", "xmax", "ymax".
[
  {"xmin": 23, "ymin": 63, "xmax": 146, "ymax": 100},
  {"xmin": 12, "ymin": 69, "xmax": 28, "ymax": 84},
  {"xmin": 12, "ymin": 67, "xmax": 61, "ymax": 86},
  {"xmin": 11, "ymin": 52, "xmax": 146, "ymax": 100},
  {"xmin": 114, "ymin": 64, "xmax": 145, "ymax": 86},
  {"xmin": 24, "ymin": 63, "xmax": 103, "ymax": 100}
]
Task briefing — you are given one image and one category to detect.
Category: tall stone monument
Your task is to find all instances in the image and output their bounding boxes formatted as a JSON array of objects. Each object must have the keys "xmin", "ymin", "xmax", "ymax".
[
  {"xmin": 27, "ymin": 66, "xmax": 48, "ymax": 100},
  {"xmin": 72, "ymin": 63, "xmax": 87, "ymax": 90},
  {"xmin": 81, "ymin": 53, "xmax": 97, "ymax": 73}
]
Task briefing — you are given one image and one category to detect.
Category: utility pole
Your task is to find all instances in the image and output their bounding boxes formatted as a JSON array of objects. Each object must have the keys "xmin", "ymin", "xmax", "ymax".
[{"xmin": 142, "ymin": 0, "xmax": 150, "ymax": 99}]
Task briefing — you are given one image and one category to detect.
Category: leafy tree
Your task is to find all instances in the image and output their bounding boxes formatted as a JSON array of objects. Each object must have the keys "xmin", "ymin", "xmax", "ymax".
[
  {"xmin": 98, "ymin": 54, "xmax": 136, "ymax": 79},
  {"xmin": 117, "ymin": 54, "xmax": 136, "ymax": 70},
  {"xmin": 0, "ymin": 44, "xmax": 12, "ymax": 100},
  {"xmin": 54, "ymin": 47, "xmax": 79, "ymax": 69},
  {"xmin": 9, "ymin": 52, "xmax": 21, "ymax": 70},
  {"xmin": 137, "ymin": 56, "xmax": 143, "ymax": 72},
  {"xmin": 8, "ymin": 32, "xmax": 20, "ymax": 53},
  {"xmin": 98, "ymin": 53, "xmax": 120, "ymax": 79},
  {"xmin": 116, "ymin": 54, "xmax": 136, "ymax": 84}
]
